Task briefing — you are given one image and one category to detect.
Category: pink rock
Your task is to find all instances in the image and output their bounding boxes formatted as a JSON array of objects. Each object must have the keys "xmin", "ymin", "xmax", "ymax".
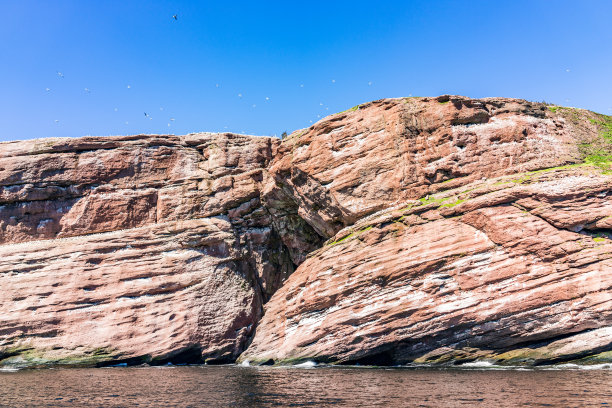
[
  {"xmin": 1, "ymin": 97, "xmax": 611, "ymax": 367},
  {"xmin": 0, "ymin": 133, "xmax": 291, "ymax": 366}
]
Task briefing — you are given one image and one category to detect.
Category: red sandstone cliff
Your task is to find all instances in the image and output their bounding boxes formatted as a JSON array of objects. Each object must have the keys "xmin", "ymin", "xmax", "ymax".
[
  {"xmin": 1, "ymin": 96, "xmax": 611, "ymax": 367},
  {"xmin": 245, "ymin": 96, "xmax": 612, "ymax": 366},
  {"xmin": 0, "ymin": 133, "xmax": 293, "ymax": 366}
]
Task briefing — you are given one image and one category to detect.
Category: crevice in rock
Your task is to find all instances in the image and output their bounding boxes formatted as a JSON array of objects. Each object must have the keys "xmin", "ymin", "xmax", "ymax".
[
  {"xmin": 339, "ymin": 348, "xmax": 395, "ymax": 366},
  {"xmin": 523, "ymin": 206, "xmax": 612, "ymax": 243},
  {"xmin": 578, "ymin": 228, "xmax": 612, "ymax": 240},
  {"xmin": 150, "ymin": 346, "xmax": 205, "ymax": 366},
  {"xmin": 95, "ymin": 354, "xmax": 154, "ymax": 367}
]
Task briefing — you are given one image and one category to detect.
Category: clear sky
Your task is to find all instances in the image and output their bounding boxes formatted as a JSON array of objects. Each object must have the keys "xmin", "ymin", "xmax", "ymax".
[{"xmin": 1, "ymin": 0, "xmax": 611, "ymax": 141}]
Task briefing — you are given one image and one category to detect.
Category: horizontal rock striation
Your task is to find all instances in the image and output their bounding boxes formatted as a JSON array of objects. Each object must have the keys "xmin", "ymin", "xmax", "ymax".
[
  {"xmin": 0, "ymin": 133, "xmax": 293, "ymax": 367},
  {"xmin": 2, "ymin": 96, "xmax": 611, "ymax": 367}
]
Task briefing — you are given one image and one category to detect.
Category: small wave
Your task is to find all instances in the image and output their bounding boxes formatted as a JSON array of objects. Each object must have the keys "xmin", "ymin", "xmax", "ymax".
[
  {"xmin": 293, "ymin": 361, "xmax": 317, "ymax": 368},
  {"xmin": 239, "ymin": 360, "xmax": 250, "ymax": 367},
  {"xmin": 542, "ymin": 363, "xmax": 612, "ymax": 371},
  {"xmin": 0, "ymin": 367, "xmax": 20, "ymax": 372},
  {"xmin": 459, "ymin": 361, "xmax": 496, "ymax": 368}
]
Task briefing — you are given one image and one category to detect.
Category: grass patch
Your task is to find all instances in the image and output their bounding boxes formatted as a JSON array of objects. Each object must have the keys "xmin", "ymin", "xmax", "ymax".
[
  {"xmin": 510, "ymin": 164, "xmax": 586, "ymax": 184},
  {"xmin": 440, "ymin": 198, "xmax": 465, "ymax": 208},
  {"xmin": 584, "ymin": 151, "xmax": 612, "ymax": 173},
  {"xmin": 287, "ymin": 129, "xmax": 306, "ymax": 141},
  {"xmin": 418, "ymin": 195, "xmax": 451, "ymax": 206},
  {"xmin": 589, "ymin": 114, "xmax": 612, "ymax": 142},
  {"xmin": 337, "ymin": 105, "xmax": 360, "ymax": 115},
  {"xmin": 328, "ymin": 226, "xmax": 373, "ymax": 246},
  {"xmin": 527, "ymin": 164, "xmax": 580, "ymax": 174},
  {"xmin": 575, "ymin": 112, "xmax": 612, "ymax": 171},
  {"xmin": 585, "ymin": 151, "xmax": 612, "ymax": 165}
]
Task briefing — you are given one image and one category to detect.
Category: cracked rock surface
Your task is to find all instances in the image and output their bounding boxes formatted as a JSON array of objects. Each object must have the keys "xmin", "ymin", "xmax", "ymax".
[
  {"xmin": 0, "ymin": 133, "xmax": 293, "ymax": 366},
  {"xmin": 1, "ymin": 96, "xmax": 611, "ymax": 367},
  {"xmin": 242, "ymin": 96, "xmax": 612, "ymax": 366}
]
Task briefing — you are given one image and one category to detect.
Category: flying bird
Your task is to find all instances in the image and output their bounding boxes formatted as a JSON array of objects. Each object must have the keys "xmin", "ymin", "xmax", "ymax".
[
  {"xmin": 45, "ymin": 88, "xmax": 51, "ymax": 92},
  {"xmin": 57, "ymin": 72, "xmax": 64, "ymax": 78},
  {"xmin": 173, "ymin": 14, "xmax": 178, "ymax": 20}
]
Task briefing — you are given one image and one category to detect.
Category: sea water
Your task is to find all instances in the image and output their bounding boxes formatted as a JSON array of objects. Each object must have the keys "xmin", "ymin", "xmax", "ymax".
[{"xmin": 0, "ymin": 364, "xmax": 610, "ymax": 407}]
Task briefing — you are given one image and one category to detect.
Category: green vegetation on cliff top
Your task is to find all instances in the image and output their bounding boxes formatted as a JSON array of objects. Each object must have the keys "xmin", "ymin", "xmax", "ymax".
[{"xmin": 548, "ymin": 106, "xmax": 612, "ymax": 172}]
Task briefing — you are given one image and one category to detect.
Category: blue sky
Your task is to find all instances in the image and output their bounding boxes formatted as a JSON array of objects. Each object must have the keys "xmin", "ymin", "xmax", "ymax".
[{"xmin": 1, "ymin": 0, "xmax": 611, "ymax": 141}]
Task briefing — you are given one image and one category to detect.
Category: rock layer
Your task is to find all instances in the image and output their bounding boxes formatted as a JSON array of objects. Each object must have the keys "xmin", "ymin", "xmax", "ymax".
[
  {"xmin": 1, "ymin": 96, "xmax": 611, "ymax": 368},
  {"xmin": 242, "ymin": 97, "xmax": 612, "ymax": 366},
  {"xmin": 0, "ymin": 133, "xmax": 292, "ymax": 367},
  {"xmin": 241, "ymin": 166, "xmax": 612, "ymax": 365},
  {"xmin": 262, "ymin": 96, "xmax": 602, "ymax": 262}
]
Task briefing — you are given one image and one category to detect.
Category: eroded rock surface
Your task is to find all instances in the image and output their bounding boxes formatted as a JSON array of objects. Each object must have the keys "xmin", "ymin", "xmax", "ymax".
[
  {"xmin": 2, "ymin": 96, "xmax": 611, "ymax": 368},
  {"xmin": 241, "ymin": 165, "xmax": 612, "ymax": 365},
  {"xmin": 0, "ymin": 133, "xmax": 292, "ymax": 367},
  {"xmin": 241, "ymin": 97, "xmax": 612, "ymax": 366},
  {"xmin": 262, "ymin": 96, "xmax": 603, "ymax": 262}
]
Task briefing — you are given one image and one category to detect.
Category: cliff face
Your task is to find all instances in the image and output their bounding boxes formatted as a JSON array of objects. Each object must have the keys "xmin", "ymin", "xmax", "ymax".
[
  {"xmin": 242, "ymin": 168, "xmax": 612, "ymax": 365},
  {"xmin": 0, "ymin": 134, "xmax": 293, "ymax": 366},
  {"xmin": 245, "ymin": 96, "xmax": 612, "ymax": 365},
  {"xmin": 1, "ymin": 96, "xmax": 611, "ymax": 367}
]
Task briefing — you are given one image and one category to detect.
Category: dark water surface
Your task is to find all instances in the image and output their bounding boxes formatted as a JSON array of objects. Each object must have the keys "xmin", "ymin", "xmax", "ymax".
[{"xmin": 0, "ymin": 365, "xmax": 610, "ymax": 407}]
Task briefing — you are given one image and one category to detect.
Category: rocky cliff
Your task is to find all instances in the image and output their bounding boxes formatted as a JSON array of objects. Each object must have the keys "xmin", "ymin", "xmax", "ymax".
[
  {"xmin": 0, "ymin": 133, "xmax": 293, "ymax": 366},
  {"xmin": 1, "ymin": 96, "xmax": 611, "ymax": 368}
]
